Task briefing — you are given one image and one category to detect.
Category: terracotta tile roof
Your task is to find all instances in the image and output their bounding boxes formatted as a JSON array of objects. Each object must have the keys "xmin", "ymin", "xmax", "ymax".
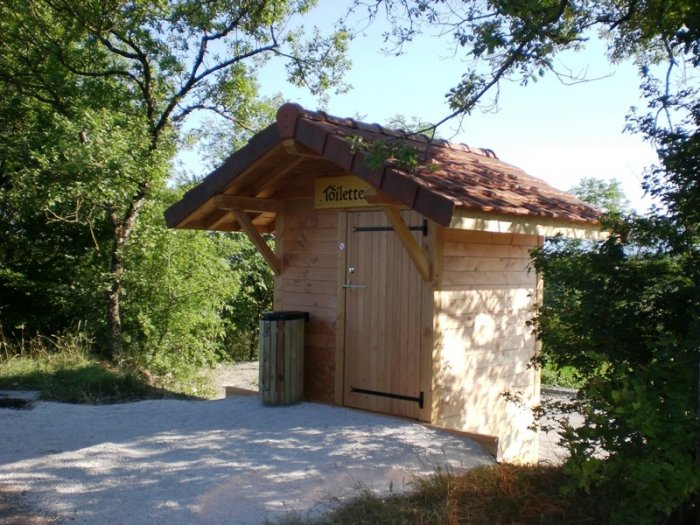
[{"xmin": 165, "ymin": 103, "xmax": 600, "ymax": 230}]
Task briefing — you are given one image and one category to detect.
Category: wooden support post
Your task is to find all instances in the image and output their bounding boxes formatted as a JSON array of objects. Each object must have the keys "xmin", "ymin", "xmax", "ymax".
[
  {"xmin": 232, "ymin": 209, "xmax": 282, "ymax": 276},
  {"xmin": 381, "ymin": 205, "xmax": 432, "ymax": 282},
  {"xmin": 335, "ymin": 212, "xmax": 348, "ymax": 406}
]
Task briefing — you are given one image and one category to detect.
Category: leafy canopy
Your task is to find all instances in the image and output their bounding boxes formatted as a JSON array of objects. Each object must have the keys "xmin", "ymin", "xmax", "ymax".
[{"xmin": 0, "ymin": 1, "xmax": 349, "ymax": 364}]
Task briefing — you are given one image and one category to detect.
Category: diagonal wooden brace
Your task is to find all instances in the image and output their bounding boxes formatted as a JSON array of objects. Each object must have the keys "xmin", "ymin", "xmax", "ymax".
[
  {"xmin": 232, "ymin": 209, "xmax": 281, "ymax": 276},
  {"xmin": 381, "ymin": 205, "xmax": 432, "ymax": 282}
]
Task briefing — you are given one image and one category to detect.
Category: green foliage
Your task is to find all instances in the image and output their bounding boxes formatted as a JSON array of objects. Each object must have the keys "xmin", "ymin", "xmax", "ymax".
[
  {"xmin": 0, "ymin": 0, "xmax": 350, "ymax": 359},
  {"xmin": 357, "ymin": 0, "xmax": 698, "ymax": 114},
  {"xmin": 568, "ymin": 178, "xmax": 631, "ymax": 215},
  {"xmin": 540, "ymin": 362, "xmax": 583, "ymax": 389},
  {"xmin": 0, "ymin": 89, "xmax": 113, "ymax": 336},
  {"xmin": 349, "ymin": 135, "xmax": 421, "ymax": 172},
  {"xmin": 120, "ymin": 188, "xmax": 240, "ymax": 377},
  {"xmin": 384, "ymin": 114, "xmax": 437, "ymax": 138},
  {"xmin": 537, "ymin": 177, "xmax": 630, "ymax": 390},
  {"xmin": 221, "ymin": 235, "xmax": 274, "ymax": 361},
  {"xmin": 532, "ymin": 218, "xmax": 699, "ymax": 523}
]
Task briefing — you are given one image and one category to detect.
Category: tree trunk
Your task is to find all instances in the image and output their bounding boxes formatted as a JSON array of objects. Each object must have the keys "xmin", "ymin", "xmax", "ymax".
[
  {"xmin": 106, "ymin": 246, "xmax": 124, "ymax": 361},
  {"xmin": 105, "ymin": 182, "xmax": 150, "ymax": 361}
]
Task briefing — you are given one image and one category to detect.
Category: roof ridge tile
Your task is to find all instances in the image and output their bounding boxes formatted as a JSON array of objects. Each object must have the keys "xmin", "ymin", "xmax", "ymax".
[{"xmin": 280, "ymin": 102, "xmax": 502, "ymax": 160}]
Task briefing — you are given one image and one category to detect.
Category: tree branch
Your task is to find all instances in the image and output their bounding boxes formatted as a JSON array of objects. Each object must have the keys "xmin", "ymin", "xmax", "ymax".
[
  {"xmin": 153, "ymin": 40, "xmax": 278, "ymax": 142},
  {"xmin": 172, "ymin": 103, "xmax": 257, "ymax": 134},
  {"xmin": 596, "ymin": 0, "xmax": 639, "ymax": 31},
  {"xmin": 151, "ymin": 4, "xmax": 279, "ymax": 143}
]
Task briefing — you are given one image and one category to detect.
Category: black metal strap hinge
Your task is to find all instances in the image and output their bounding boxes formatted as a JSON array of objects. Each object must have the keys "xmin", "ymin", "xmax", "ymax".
[
  {"xmin": 353, "ymin": 219, "xmax": 428, "ymax": 237},
  {"xmin": 351, "ymin": 386, "xmax": 424, "ymax": 409}
]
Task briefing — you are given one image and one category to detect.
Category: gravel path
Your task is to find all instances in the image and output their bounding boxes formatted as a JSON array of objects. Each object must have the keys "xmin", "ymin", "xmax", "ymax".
[{"xmin": 0, "ymin": 367, "xmax": 494, "ymax": 525}]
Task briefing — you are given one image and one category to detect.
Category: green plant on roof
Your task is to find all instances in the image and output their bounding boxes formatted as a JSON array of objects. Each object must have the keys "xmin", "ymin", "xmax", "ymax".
[{"xmin": 348, "ymin": 135, "xmax": 420, "ymax": 173}]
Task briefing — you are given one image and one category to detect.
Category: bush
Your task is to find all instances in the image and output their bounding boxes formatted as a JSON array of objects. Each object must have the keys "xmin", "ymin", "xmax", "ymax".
[{"xmin": 0, "ymin": 327, "xmax": 180, "ymax": 402}]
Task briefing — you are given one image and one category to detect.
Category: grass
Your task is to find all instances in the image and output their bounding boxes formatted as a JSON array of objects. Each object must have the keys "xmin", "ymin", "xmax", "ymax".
[
  {"xmin": 277, "ymin": 464, "xmax": 610, "ymax": 525},
  {"xmin": 0, "ymin": 328, "xmax": 205, "ymax": 403},
  {"xmin": 540, "ymin": 362, "xmax": 583, "ymax": 389}
]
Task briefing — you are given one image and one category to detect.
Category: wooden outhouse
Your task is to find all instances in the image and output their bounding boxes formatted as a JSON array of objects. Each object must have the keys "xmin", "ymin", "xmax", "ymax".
[{"xmin": 165, "ymin": 103, "xmax": 601, "ymax": 463}]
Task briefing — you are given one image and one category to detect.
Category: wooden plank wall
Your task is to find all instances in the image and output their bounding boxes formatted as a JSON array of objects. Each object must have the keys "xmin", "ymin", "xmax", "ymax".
[
  {"xmin": 275, "ymin": 210, "xmax": 339, "ymax": 403},
  {"xmin": 433, "ymin": 229, "xmax": 541, "ymax": 463}
]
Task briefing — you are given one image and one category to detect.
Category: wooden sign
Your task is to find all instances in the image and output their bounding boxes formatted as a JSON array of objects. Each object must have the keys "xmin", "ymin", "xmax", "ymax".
[{"xmin": 314, "ymin": 175, "xmax": 372, "ymax": 209}]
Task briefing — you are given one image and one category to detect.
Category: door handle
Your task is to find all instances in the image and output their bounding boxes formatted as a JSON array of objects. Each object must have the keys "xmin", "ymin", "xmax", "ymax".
[{"xmin": 343, "ymin": 280, "xmax": 366, "ymax": 289}]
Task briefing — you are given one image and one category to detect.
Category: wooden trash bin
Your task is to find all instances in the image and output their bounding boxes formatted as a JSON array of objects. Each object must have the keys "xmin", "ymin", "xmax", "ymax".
[{"xmin": 259, "ymin": 311, "xmax": 309, "ymax": 405}]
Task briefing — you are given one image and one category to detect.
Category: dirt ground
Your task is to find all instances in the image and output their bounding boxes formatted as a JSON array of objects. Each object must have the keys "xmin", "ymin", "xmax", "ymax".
[
  {"xmin": 205, "ymin": 361, "xmax": 575, "ymax": 464},
  {"xmin": 207, "ymin": 360, "xmax": 259, "ymax": 398},
  {"xmin": 0, "ymin": 479, "xmax": 58, "ymax": 525},
  {"xmin": 0, "ymin": 364, "xmax": 258, "ymax": 525},
  {"xmin": 0, "ymin": 362, "xmax": 574, "ymax": 524}
]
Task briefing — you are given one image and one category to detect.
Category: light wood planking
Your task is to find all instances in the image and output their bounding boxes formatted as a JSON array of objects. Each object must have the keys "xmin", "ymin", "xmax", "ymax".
[
  {"xmin": 282, "ymin": 266, "xmax": 337, "ymax": 283},
  {"xmin": 442, "ymin": 242, "xmax": 532, "ymax": 259},
  {"xmin": 381, "ymin": 205, "xmax": 431, "ymax": 281},
  {"xmin": 448, "ymin": 210, "xmax": 605, "ymax": 240},
  {"xmin": 283, "ymin": 253, "xmax": 338, "ymax": 269},
  {"xmin": 444, "ymin": 228, "xmax": 540, "ymax": 247},
  {"xmin": 277, "ymin": 210, "xmax": 340, "ymax": 404},
  {"xmin": 273, "ymin": 214, "xmax": 285, "ymax": 310},
  {"xmin": 283, "ymin": 280, "xmax": 337, "ymax": 295},
  {"xmin": 442, "ymin": 256, "xmax": 532, "ymax": 272},
  {"xmin": 343, "ymin": 210, "xmax": 423, "ymax": 419},
  {"xmin": 283, "ymin": 292, "xmax": 336, "ymax": 310},
  {"xmin": 284, "ymin": 240, "xmax": 340, "ymax": 255},
  {"xmin": 441, "ymin": 270, "xmax": 536, "ymax": 287},
  {"xmin": 432, "ymin": 228, "xmax": 540, "ymax": 463}
]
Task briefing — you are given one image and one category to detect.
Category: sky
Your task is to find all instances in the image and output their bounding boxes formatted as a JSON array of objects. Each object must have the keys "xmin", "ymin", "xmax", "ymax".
[{"xmin": 205, "ymin": 2, "xmax": 662, "ymax": 212}]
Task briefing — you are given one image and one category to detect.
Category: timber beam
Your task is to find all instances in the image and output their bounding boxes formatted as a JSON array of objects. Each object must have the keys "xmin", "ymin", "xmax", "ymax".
[
  {"xmin": 214, "ymin": 194, "xmax": 283, "ymax": 213},
  {"xmin": 364, "ymin": 188, "xmax": 431, "ymax": 282},
  {"xmin": 381, "ymin": 206, "xmax": 431, "ymax": 282},
  {"xmin": 231, "ymin": 210, "xmax": 282, "ymax": 276}
]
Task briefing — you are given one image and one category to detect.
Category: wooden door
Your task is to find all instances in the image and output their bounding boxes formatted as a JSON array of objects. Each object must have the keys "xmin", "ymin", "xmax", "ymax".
[{"xmin": 343, "ymin": 210, "xmax": 423, "ymax": 419}]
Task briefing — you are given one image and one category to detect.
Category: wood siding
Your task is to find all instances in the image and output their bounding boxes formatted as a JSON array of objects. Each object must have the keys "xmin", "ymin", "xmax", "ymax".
[
  {"xmin": 434, "ymin": 229, "xmax": 541, "ymax": 463},
  {"xmin": 275, "ymin": 210, "xmax": 339, "ymax": 403}
]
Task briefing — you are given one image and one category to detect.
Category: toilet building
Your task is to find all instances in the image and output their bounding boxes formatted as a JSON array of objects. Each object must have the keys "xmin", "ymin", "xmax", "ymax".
[{"xmin": 165, "ymin": 103, "xmax": 601, "ymax": 463}]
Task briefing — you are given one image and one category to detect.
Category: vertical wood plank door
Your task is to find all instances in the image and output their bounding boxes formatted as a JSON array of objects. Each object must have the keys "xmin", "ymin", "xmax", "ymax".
[{"xmin": 343, "ymin": 210, "xmax": 423, "ymax": 419}]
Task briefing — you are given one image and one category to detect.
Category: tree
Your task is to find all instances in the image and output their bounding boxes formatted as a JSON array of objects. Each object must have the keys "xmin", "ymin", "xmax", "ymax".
[
  {"xmin": 352, "ymin": 0, "xmax": 698, "ymax": 126},
  {"xmin": 221, "ymin": 236, "xmax": 275, "ymax": 362},
  {"xmin": 0, "ymin": 84, "xmax": 115, "ymax": 336},
  {"xmin": 568, "ymin": 177, "xmax": 630, "ymax": 215},
  {"xmin": 350, "ymin": 1, "xmax": 699, "ymax": 522},
  {"xmin": 537, "ymin": 178, "xmax": 632, "ymax": 388},
  {"xmin": 0, "ymin": 0, "xmax": 349, "ymax": 359}
]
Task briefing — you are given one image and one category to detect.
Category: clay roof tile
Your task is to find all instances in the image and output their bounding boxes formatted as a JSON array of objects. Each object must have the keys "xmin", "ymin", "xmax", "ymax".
[{"xmin": 165, "ymin": 103, "xmax": 601, "ymax": 231}]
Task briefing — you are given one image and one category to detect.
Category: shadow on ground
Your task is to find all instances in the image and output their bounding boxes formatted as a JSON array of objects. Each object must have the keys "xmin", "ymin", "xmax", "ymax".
[{"xmin": 0, "ymin": 396, "xmax": 494, "ymax": 525}]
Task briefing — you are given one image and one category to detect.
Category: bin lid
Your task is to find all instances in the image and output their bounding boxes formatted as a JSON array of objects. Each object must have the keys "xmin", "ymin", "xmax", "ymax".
[{"xmin": 260, "ymin": 311, "xmax": 309, "ymax": 321}]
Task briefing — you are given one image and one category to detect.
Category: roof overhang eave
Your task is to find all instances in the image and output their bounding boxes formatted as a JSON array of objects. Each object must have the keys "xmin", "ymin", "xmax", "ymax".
[
  {"xmin": 449, "ymin": 209, "xmax": 606, "ymax": 240},
  {"xmin": 164, "ymin": 123, "xmax": 282, "ymax": 229}
]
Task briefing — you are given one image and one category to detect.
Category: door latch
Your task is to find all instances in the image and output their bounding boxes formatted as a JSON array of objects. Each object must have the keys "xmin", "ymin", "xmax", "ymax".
[
  {"xmin": 343, "ymin": 267, "xmax": 366, "ymax": 289},
  {"xmin": 343, "ymin": 281, "xmax": 367, "ymax": 289}
]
